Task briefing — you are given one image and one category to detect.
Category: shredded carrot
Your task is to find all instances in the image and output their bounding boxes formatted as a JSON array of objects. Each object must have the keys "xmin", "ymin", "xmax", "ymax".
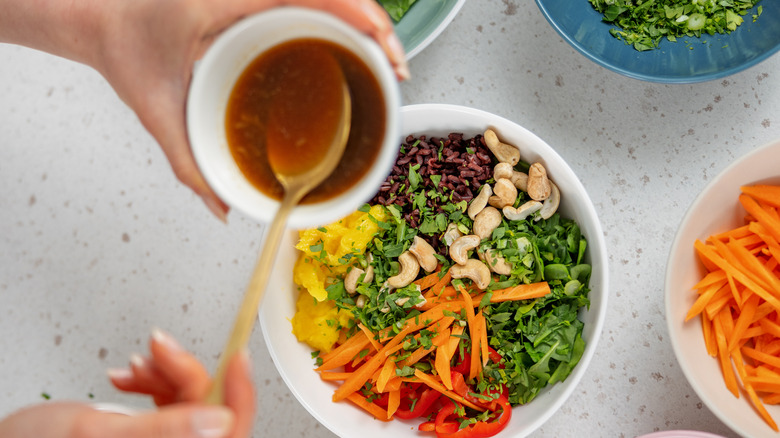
[
  {"xmin": 741, "ymin": 185, "xmax": 780, "ymax": 209},
  {"xmin": 713, "ymin": 310, "xmax": 740, "ymax": 397},
  {"xmin": 478, "ymin": 310, "xmax": 490, "ymax": 366},
  {"xmin": 384, "ymin": 376, "xmax": 403, "ymax": 392},
  {"xmin": 693, "ymin": 269, "xmax": 728, "ymax": 290},
  {"xmin": 376, "ymin": 356, "xmax": 396, "ymax": 393},
  {"xmin": 317, "ymin": 332, "xmax": 371, "ymax": 371},
  {"xmin": 447, "ymin": 324, "xmax": 466, "ymax": 362},
  {"xmin": 378, "ymin": 301, "xmax": 462, "ymax": 343},
  {"xmin": 387, "ymin": 388, "xmax": 401, "ymax": 418},
  {"xmin": 320, "ymin": 372, "xmax": 352, "ymax": 381},
  {"xmin": 483, "ymin": 282, "xmax": 551, "ymax": 303},
  {"xmin": 333, "ymin": 325, "xmax": 412, "ymax": 402},
  {"xmin": 435, "ymin": 332, "xmax": 453, "ymax": 390},
  {"xmin": 728, "ymin": 293, "xmax": 760, "ymax": 351},
  {"xmin": 358, "ymin": 323, "xmax": 383, "ymax": 353},
  {"xmin": 345, "ymin": 392, "xmax": 391, "ymax": 421},
  {"xmin": 415, "ymin": 268, "xmax": 447, "ymax": 290},
  {"xmin": 702, "ymin": 311, "xmax": 717, "ymax": 357},
  {"xmin": 712, "ymin": 223, "xmax": 754, "ymax": 242},
  {"xmin": 413, "ymin": 369, "xmax": 485, "ymax": 412},
  {"xmin": 431, "ymin": 271, "xmax": 453, "ymax": 295},
  {"xmin": 457, "ymin": 285, "xmax": 481, "ymax": 380},
  {"xmin": 741, "ymin": 194, "xmax": 780, "ymax": 243},
  {"xmin": 686, "ymin": 282, "xmax": 729, "ymax": 321}
]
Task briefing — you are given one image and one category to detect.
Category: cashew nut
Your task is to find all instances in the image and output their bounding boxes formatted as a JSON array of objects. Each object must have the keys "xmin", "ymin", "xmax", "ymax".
[
  {"xmin": 472, "ymin": 206, "xmax": 502, "ymax": 241},
  {"xmin": 387, "ymin": 251, "xmax": 420, "ymax": 288},
  {"xmin": 344, "ymin": 267, "xmax": 365, "ymax": 295},
  {"xmin": 511, "ymin": 172, "xmax": 529, "ymax": 192},
  {"xmin": 493, "ymin": 178, "xmax": 518, "ymax": 209},
  {"xmin": 450, "ymin": 259, "xmax": 492, "ymax": 290},
  {"xmin": 479, "ymin": 248, "xmax": 513, "ymax": 276},
  {"xmin": 538, "ymin": 182, "xmax": 560, "ymax": 220},
  {"xmin": 494, "ymin": 162, "xmax": 528, "ymax": 192},
  {"xmin": 356, "ymin": 295, "xmax": 366, "ymax": 309},
  {"xmin": 363, "ymin": 253, "xmax": 374, "ymax": 284},
  {"xmin": 442, "ymin": 223, "xmax": 463, "ymax": 247},
  {"xmin": 449, "ymin": 235, "xmax": 480, "ymax": 265},
  {"xmin": 468, "ymin": 184, "xmax": 492, "ymax": 220},
  {"xmin": 493, "ymin": 162, "xmax": 514, "ymax": 181},
  {"xmin": 409, "ymin": 235, "xmax": 438, "ymax": 273},
  {"xmin": 503, "ymin": 200, "xmax": 543, "ymax": 221},
  {"xmin": 527, "ymin": 163, "xmax": 552, "ymax": 201},
  {"xmin": 484, "ymin": 129, "xmax": 520, "ymax": 165}
]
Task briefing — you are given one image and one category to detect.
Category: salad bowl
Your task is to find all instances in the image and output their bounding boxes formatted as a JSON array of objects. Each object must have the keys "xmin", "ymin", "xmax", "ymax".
[{"xmin": 260, "ymin": 104, "xmax": 609, "ymax": 437}]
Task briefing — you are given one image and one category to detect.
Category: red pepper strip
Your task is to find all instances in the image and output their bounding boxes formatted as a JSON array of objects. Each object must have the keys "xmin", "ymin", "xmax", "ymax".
[
  {"xmin": 436, "ymin": 395, "xmax": 512, "ymax": 438},
  {"xmin": 486, "ymin": 347, "xmax": 502, "ymax": 366},
  {"xmin": 394, "ymin": 388, "xmax": 441, "ymax": 419},
  {"xmin": 373, "ymin": 392, "xmax": 390, "ymax": 408},
  {"xmin": 450, "ymin": 371, "xmax": 469, "ymax": 398},
  {"xmin": 464, "ymin": 384, "xmax": 509, "ymax": 412},
  {"xmin": 433, "ymin": 399, "xmax": 460, "ymax": 434},
  {"xmin": 452, "ymin": 351, "xmax": 470, "ymax": 375}
]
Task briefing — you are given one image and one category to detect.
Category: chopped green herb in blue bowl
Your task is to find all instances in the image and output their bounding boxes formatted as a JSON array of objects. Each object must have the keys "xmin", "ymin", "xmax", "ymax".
[{"xmin": 536, "ymin": 0, "xmax": 780, "ymax": 83}]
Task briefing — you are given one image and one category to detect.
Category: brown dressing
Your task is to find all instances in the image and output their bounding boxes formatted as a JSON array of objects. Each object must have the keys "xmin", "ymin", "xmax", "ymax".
[{"xmin": 225, "ymin": 38, "xmax": 386, "ymax": 204}]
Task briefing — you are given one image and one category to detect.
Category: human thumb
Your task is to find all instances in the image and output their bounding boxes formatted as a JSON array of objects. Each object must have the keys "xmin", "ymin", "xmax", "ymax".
[{"xmin": 82, "ymin": 405, "xmax": 235, "ymax": 438}]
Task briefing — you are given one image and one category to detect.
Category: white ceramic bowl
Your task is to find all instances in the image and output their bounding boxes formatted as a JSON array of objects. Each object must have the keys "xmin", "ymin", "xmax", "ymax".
[
  {"xmin": 260, "ymin": 104, "xmax": 609, "ymax": 437},
  {"xmin": 665, "ymin": 139, "xmax": 780, "ymax": 438},
  {"xmin": 187, "ymin": 7, "xmax": 400, "ymax": 228}
]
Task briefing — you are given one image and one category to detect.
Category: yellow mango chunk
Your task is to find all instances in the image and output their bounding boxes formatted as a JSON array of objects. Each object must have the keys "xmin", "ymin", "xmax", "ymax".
[
  {"xmin": 290, "ymin": 291, "xmax": 353, "ymax": 353},
  {"xmin": 295, "ymin": 205, "xmax": 387, "ymax": 267}
]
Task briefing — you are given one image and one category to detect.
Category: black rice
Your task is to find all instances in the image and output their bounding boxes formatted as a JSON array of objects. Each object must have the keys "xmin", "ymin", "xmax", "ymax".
[{"xmin": 370, "ymin": 133, "xmax": 495, "ymax": 246}]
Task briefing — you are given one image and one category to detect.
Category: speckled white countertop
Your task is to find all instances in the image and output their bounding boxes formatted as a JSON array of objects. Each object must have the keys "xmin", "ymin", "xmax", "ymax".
[{"xmin": 1, "ymin": 1, "xmax": 778, "ymax": 437}]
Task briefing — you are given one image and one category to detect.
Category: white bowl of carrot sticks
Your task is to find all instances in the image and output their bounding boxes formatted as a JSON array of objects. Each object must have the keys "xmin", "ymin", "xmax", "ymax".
[
  {"xmin": 666, "ymin": 138, "xmax": 780, "ymax": 438},
  {"xmin": 259, "ymin": 104, "xmax": 609, "ymax": 438}
]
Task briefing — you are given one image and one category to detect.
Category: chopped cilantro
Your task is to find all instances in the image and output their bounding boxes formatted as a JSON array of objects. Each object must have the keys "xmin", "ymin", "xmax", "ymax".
[{"xmin": 588, "ymin": 0, "xmax": 763, "ymax": 51}]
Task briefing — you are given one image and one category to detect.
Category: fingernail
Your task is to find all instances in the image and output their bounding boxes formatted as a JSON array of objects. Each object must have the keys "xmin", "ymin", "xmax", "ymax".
[
  {"xmin": 129, "ymin": 353, "xmax": 147, "ymax": 369},
  {"xmin": 383, "ymin": 33, "xmax": 410, "ymax": 81},
  {"xmin": 191, "ymin": 407, "xmax": 234, "ymax": 438},
  {"xmin": 203, "ymin": 197, "xmax": 228, "ymax": 223},
  {"xmin": 238, "ymin": 348, "xmax": 252, "ymax": 373},
  {"xmin": 107, "ymin": 368, "xmax": 133, "ymax": 381},
  {"xmin": 396, "ymin": 63, "xmax": 411, "ymax": 82},
  {"xmin": 151, "ymin": 328, "xmax": 183, "ymax": 353}
]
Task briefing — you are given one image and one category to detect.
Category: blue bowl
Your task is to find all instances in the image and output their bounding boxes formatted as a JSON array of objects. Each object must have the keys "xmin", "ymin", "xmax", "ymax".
[{"xmin": 535, "ymin": 0, "xmax": 780, "ymax": 83}]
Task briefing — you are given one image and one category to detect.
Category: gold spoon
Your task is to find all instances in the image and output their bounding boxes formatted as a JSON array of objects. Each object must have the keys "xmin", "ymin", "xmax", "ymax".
[{"xmin": 206, "ymin": 55, "xmax": 351, "ymax": 404}]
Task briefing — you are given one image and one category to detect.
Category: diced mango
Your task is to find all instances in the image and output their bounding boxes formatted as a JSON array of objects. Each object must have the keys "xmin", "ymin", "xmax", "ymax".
[{"xmin": 290, "ymin": 291, "xmax": 353, "ymax": 353}]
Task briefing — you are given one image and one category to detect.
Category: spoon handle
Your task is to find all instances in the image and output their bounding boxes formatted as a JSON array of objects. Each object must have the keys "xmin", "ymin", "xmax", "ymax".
[{"xmin": 206, "ymin": 193, "xmax": 298, "ymax": 404}]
